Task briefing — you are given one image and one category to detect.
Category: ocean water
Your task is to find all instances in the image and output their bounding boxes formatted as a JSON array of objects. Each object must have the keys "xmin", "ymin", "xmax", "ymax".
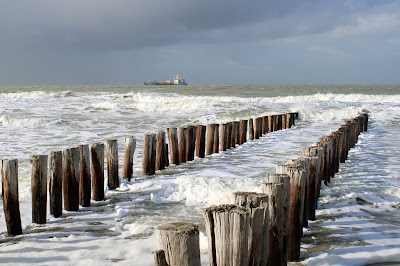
[{"xmin": 0, "ymin": 85, "xmax": 399, "ymax": 265}]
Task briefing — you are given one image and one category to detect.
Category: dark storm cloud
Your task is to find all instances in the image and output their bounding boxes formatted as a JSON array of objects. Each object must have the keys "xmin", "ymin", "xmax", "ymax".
[{"xmin": 0, "ymin": 0, "xmax": 343, "ymax": 52}]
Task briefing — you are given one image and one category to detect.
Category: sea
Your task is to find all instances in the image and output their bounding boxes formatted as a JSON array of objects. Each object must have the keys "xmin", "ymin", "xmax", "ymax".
[{"xmin": 0, "ymin": 85, "xmax": 399, "ymax": 265}]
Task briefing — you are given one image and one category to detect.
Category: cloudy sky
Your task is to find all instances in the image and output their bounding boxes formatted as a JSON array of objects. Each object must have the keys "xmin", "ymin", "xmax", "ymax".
[{"xmin": 1, "ymin": 0, "xmax": 399, "ymax": 85}]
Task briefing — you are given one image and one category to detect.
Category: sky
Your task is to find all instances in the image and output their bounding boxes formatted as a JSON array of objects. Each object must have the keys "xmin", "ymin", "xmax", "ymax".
[{"xmin": 0, "ymin": 0, "xmax": 399, "ymax": 85}]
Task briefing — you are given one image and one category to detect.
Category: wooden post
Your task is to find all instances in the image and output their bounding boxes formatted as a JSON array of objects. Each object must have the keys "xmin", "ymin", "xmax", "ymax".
[
  {"xmin": 213, "ymin": 124, "xmax": 219, "ymax": 153},
  {"xmin": 123, "ymin": 136, "xmax": 136, "ymax": 181},
  {"xmin": 206, "ymin": 124, "xmax": 214, "ymax": 156},
  {"xmin": 189, "ymin": 126, "xmax": 197, "ymax": 161},
  {"xmin": 234, "ymin": 121, "xmax": 240, "ymax": 145},
  {"xmin": 234, "ymin": 192, "xmax": 269, "ymax": 266},
  {"xmin": 168, "ymin": 128, "xmax": 180, "ymax": 165},
  {"xmin": 143, "ymin": 134, "xmax": 152, "ymax": 175},
  {"xmin": 179, "ymin": 127, "xmax": 187, "ymax": 163},
  {"xmin": 195, "ymin": 125, "xmax": 206, "ymax": 158},
  {"xmin": 31, "ymin": 155, "xmax": 48, "ymax": 224},
  {"xmin": 2, "ymin": 159, "xmax": 22, "ymax": 235},
  {"xmin": 277, "ymin": 114, "xmax": 282, "ymax": 130},
  {"xmin": 156, "ymin": 131, "xmax": 166, "ymax": 170},
  {"xmin": 286, "ymin": 166, "xmax": 306, "ymax": 261},
  {"xmin": 226, "ymin": 122, "xmax": 232, "ymax": 149},
  {"xmin": 265, "ymin": 173, "xmax": 290, "ymax": 261},
  {"xmin": 282, "ymin": 114, "xmax": 287, "ymax": 129},
  {"xmin": 360, "ymin": 113, "xmax": 368, "ymax": 131},
  {"xmin": 49, "ymin": 151, "xmax": 62, "ymax": 218},
  {"xmin": 286, "ymin": 113, "xmax": 292, "ymax": 128},
  {"xmin": 204, "ymin": 204, "xmax": 250, "ymax": 266},
  {"xmin": 288, "ymin": 157, "xmax": 310, "ymax": 228},
  {"xmin": 164, "ymin": 143, "xmax": 169, "ymax": 168},
  {"xmin": 151, "ymin": 134, "xmax": 157, "ymax": 175},
  {"xmin": 91, "ymin": 143, "xmax": 104, "ymax": 201},
  {"xmin": 268, "ymin": 115, "xmax": 274, "ymax": 132},
  {"xmin": 79, "ymin": 145, "xmax": 91, "ymax": 207},
  {"xmin": 220, "ymin": 124, "xmax": 227, "ymax": 151},
  {"xmin": 262, "ymin": 116, "xmax": 268, "ymax": 134},
  {"xmin": 249, "ymin": 118, "xmax": 254, "ymax": 140},
  {"xmin": 338, "ymin": 126, "xmax": 349, "ymax": 163},
  {"xmin": 254, "ymin": 117, "xmax": 260, "ymax": 139},
  {"xmin": 107, "ymin": 139, "xmax": 119, "ymax": 189},
  {"xmin": 156, "ymin": 222, "xmax": 200, "ymax": 266},
  {"xmin": 186, "ymin": 127, "xmax": 194, "ymax": 162},
  {"xmin": 262, "ymin": 182, "xmax": 287, "ymax": 266},
  {"xmin": 239, "ymin": 120, "xmax": 247, "ymax": 144},
  {"xmin": 62, "ymin": 147, "xmax": 80, "ymax": 211},
  {"xmin": 231, "ymin": 121, "xmax": 237, "ymax": 148},
  {"xmin": 302, "ymin": 150, "xmax": 319, "ymax": 220}
]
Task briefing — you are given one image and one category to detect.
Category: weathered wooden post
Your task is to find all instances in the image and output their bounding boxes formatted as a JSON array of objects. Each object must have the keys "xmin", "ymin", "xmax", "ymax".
[
  {"xmin": 249, "ymin": 118, "xmax": 254, "ymax": 140},
  {"xmin": 234, "ymin": 192, "xmax": 269, "ymax": 266},
  {"xmin": 262, "ymin": 182, "xmax": 287, "ymax": 266},
  {"xmin": 287, "ymin": 166, "xmax": 306, "ymax": 261},
  {"xmin": 213, "ymin": 124, "xmax": 219, "ymax": 153},
  {"xmin": 220, "ymin": 123, "xmax": 227, "ymax": 151},
  {"xmin": 254, "ymin": 117, "xmax": 261, "ymax": 139},
  {"xmin": 91, "ymin": 143, "xmax": 105, "ymax": 201},
  {"xmin": 226, "ymin": 122, "xmax": 232, "ymax": 149},
  {"xmin": 1, "ymin": 159, "xmax": 22, "ymax": 235},
  {"xmin": 268, "ymin": 115, "xmax": 274, "ymax": 132},
  {"xmin": 262, "ymin": 116, "xmax": 268, "ymax": 134},
  {"xmin": 317, "ymin": 137, "xmax": 332, "ymax": 184},
  {"xmin": 189, "ymin": 126, "xmax": 197, "ymax": 160},
  {"xmin": 265, "ymin": 173, "xmax": 290, "ymax": 261},
  {"xmin": 286, "ymin": 113, "xmax": 292, "ymax": 128},
  {"xmin": 288, "ymin": 157, "xmax": 310, "ymax": 228},
  {"xmin": 168, "ymin": 128, "xmax": 180, "ymax": 165},
  {"xmin": 179, "ymin": 127, "xmax": 187, "ymax": 163},
  {"xmin": 277, "ymin": 114, "xmax": 282, "ymax": 131},
  {"xmin": 235, "ymin": 121, "xmax": 240, "ymax": 145},
  {"xmin": 79, "ymin": 144, "xmax": 91, "ymax": 207},
  {"xmin": 239, "ymin": 120, "xmax": 247, "ymax": 144},
  {"xmin": 360, "ymin": 113, "xmax": 368, "ymax": 131},
  {"xmin": 206, "ymin": 124, "xmax": 215, "ymax": 156},
  {"xmin": 195, "ymin": 125, "xmax": 206, "ymax": 158},
  {"xmin": 123, "ymin": 136, "xmax": 136, "ymax": 181},
  {"xmin": 156, "ymin": 131, "xmax": 166, "ymax": 171},
  {"xmin": 62, "ymin": 147, "xmax": 80, "ymax": 211},
  {"xmin": 107, "ymin": 139, "xmax": 119, "ymax": 189},
  {"xmin": 151, "ymin": 134, "xmax": 157, "ymax": 174},
  {"xmin": 155, "ymin": 222, "xmax": 200, "ymax": 266},
  {"xmin": 164, "ymin": 143, "xmax": 169, "ymax": 168},
  {"xmin": 231, "ymin": 121, "xmax": 237, "ymax": 148},
  {"xmin": 338, "ymin": 126, "xmax": 349, "ymax": 163},
  {"xmin": 282, "ymin": 114, "xmax": 287, "ymax": 129},
  {"xmin": 331, "ymin": 132, "xmax": 341, "ymax": 174},
  {"xmin": 204, "ymin": 204, "xmax": 250, "ymax": 266},
  {"xmin": 31, "ymin": 155, "xmax": 48, "ymax": 224},
  {"xmin": 49, "ymin": 151, "xmax": 62, "ymax": 218},
  {"xmin": 186, "ymin": 127, "xmax": 194, "ymax": 162},
  {"xmin": 143, "ymin": 134, "xmax": 152, "ymax": 175},
  {"xmin": 302, "ymin": 149, "xmax": 319, "ymax": 220}
]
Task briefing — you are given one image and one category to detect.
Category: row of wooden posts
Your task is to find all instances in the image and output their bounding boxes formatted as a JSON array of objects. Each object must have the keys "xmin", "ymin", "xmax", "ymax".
[
  {"xmin": 154, "ymin": 113, "xmax": 369, "ymax": 266},
  {"xmin": 1, "ymin": 112, "xmax": 298, "ymax": 236},
  {"xmin": 142, "ymin": 112, "xmax": 298, "ymax": 175}
]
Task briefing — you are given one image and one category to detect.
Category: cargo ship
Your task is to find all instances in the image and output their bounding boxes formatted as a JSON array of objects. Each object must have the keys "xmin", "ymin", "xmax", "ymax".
[{"xmin": 144, "ymin": 75, "xmax": 187, "ymax": 85}]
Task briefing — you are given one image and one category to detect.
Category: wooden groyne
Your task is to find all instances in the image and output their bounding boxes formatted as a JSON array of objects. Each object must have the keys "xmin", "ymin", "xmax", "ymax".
[
  {"xmin": 1, "ymin": 112, "xmax": 297, "ymax": 234},
  {"xmin": 154, "ymin": 113, "xmax": 368, "ymax": 265}
]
